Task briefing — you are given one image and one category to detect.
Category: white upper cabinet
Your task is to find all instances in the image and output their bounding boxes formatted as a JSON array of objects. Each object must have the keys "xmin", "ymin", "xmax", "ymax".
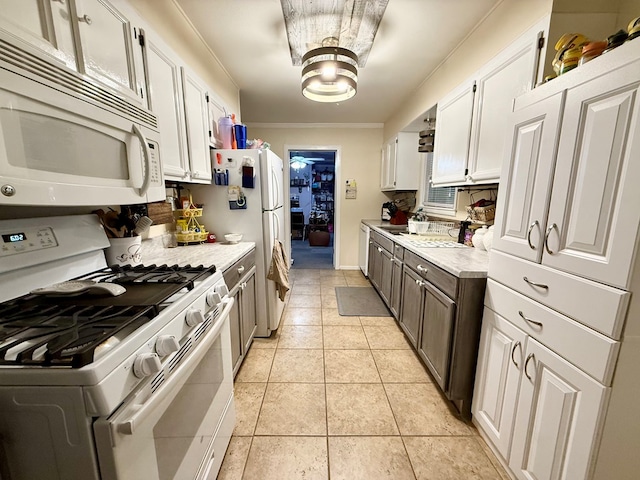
[
  {"xmin": 0, "ymin": 0, "xmax": 76, "ymax": 69},
  {"xmin": 181, "ymin": 66, "xmax": 212, "ymax": 183},
  {"xmin": 74, "ymin": 0, "xmax": 146, "ymax": 105},
  {"xmin": 432, "ymin": 23, "xmax": 543, "ymax": 187},
  {"xmin": 145, "ymin": 33, "xmax": 213, "ymax": 184},
  {"xmin": 432, "ymin": 81, "xmax": 475, "ymax": 185},
  {"xmin": 145, "ymin": 35, "xmax": 189, "ymax": 181},
  {"xmin": 493, "ymin": 44, "xmax": 640, "ymax": 290},
  {"xmin": 542, "ymin": 67, "xmax": 640, "ymax": 289},
  {"xmin": 467, "ymin": 31, "xmax": 543, "ymax": 183},
  {"xmin": 381, "ymin": 132, "xmax": 420, "ymax": 191},
  {"xmin": 0, "ymin": 0, "xmax": 146, "ymax": 107},
  {"xmin": 492, "ymin": 92, "xmax": 564, "ymax": 263}
]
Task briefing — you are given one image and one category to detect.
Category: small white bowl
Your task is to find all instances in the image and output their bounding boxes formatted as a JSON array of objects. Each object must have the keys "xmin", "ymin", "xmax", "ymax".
[{"xmin": 224, "ymin": 233, "xmax": 243, "ymax": 244}]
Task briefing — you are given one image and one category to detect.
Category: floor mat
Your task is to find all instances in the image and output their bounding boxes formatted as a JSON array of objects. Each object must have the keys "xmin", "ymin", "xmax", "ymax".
[{"xmin": 335, "ymin": 287, "xmax": 391, "ymax": 317}]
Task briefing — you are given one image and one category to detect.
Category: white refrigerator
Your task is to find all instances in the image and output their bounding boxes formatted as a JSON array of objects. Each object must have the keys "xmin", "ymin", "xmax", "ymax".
[{"xmin": 192, "ymin": 149, "xmax": 288, "ymax": 337}]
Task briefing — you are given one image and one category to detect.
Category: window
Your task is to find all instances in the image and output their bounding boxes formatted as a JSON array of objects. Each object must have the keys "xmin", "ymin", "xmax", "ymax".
[{"xmin": 421, "ymin": 153, "xmax": 457, "ymax": 211}]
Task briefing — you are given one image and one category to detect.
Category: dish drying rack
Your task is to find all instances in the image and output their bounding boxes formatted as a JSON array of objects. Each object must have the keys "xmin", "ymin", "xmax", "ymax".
[
  {"xmin": 408, "ymin": 220, "xmax": 455, "ymax": 236},
  {"xmin": 175, "ymin": 196, "xmax": 208, "ymax": 244}
]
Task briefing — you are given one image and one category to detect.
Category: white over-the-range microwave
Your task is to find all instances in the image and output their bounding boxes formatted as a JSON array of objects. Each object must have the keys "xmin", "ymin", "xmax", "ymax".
[{"xmin": 0, "ymin": 38, "xmax": 165, "ymax": 206}]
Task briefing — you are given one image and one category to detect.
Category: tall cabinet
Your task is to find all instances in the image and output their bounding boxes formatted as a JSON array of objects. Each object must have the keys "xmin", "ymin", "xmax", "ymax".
[{"xmin": 473, "ymin": 40, "xmax": 640, "ymax": 480}]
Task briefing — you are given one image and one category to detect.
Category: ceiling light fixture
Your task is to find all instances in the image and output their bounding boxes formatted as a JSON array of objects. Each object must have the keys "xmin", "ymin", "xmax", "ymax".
[
  {"xmin": 280, "ymin": 0, "xmax": 389, "ymax": 103},
  {"xmin": 301, "ymin": 37, "xmax": 358, "ymax": 102}
]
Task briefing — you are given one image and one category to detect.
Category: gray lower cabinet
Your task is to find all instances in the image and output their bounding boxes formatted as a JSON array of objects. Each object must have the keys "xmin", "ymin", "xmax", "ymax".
[
  {"xmin": 379, "ymin": 247, "xmax": 393, "ymax": 305},
  {"xmin": 390, "ymin": 251, "xmax": 403, "ymax": 317},
  {"xmin": 418, "ymin": 281, "xmax": 456, "ymax": 390},
  {"xmin": 223, "ymin": 249, "xmax": 257, "ymax": 377},
  {"xmin": 399, "ymin": 266, "xmax": 422, "ymax": 347}
]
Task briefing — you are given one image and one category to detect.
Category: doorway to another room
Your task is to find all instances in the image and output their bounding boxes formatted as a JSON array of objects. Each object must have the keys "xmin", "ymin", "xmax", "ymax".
[{"xmin": 288, "ymin": 149, "xmax": 336, "ymax": 269}]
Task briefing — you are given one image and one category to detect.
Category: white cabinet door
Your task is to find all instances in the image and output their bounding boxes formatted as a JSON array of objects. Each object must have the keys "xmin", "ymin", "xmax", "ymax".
[
  {"xmin": 473, "ymin": 308, "xmax": 527, "ymax": 459},
  {"xmin": 467, "ymin": 32, "xmax": 542, "ymax": 183},
  {"xmin": 0, "ymin": 0, "xmax": 76, "ymax": 69},
  {"xmin": 74, "ymin": 0, "xmax": 144, "ymax": 104},
  {"xmin": 181, "ymin": 67, "xmax": 212, "ymax": 183},
  {"xmin": 380, "ymin": 137, "xmax": 396, "ymax": 190},
  {"xmin": 509, "ymin": 339, "xmax": 608, "ymax": 480},
  {"xmin": 145, "ymin": 37, "xmax": 189, "ymax": 181},
  {"xmin": 208, "ymin": 92, "xmax": 227, "ymax": 148},
  {"xmin": 543, "ymin": 65, "xmax": 640, "ymax": 289},
  {"xmin": 432, "ymin": 81, "xmax": 475, "ymax": 186},
  {"xmin": 492, "ymin": 92, "xmax": 564, "ymax": 262}
]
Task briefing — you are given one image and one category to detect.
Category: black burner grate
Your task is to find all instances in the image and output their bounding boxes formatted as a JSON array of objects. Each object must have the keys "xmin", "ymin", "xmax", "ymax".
[{"xmin": 0, "ymin": 264, "xmax": 216, "ymax": 367}]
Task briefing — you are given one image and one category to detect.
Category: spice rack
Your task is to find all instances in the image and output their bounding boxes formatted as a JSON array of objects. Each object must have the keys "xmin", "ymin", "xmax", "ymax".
[{"xmin": 175, "ymin": 196, "xmax": 208, "ymax": 244}]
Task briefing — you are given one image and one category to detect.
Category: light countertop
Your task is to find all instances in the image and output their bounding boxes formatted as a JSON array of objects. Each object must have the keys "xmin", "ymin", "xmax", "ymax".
[
  {"xmin": 140, "ymin": 237, "xmax": 256, "ymax": 272},
  {"xmin": 362, "ymin": 219, "xmax": 489, "ymax": 278}
]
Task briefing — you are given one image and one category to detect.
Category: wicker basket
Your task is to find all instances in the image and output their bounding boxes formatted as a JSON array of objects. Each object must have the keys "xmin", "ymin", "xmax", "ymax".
[{"xmin": 466, "ymin": 204, "xmax": 496, "ymax": 223}]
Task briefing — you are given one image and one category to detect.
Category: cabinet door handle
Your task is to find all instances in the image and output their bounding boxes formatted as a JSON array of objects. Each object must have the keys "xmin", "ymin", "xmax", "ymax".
[
  {"xmin": 523, "ymin": 276, "xmax": 548, "ymax": 290},
  {"xmin": 377, "ymin": 247, "xmax": 382, "ymax": 253},
  {"xmin": 237, "ymin": 265, "xmax": 245, "ymax": 275},
  {"xmin": 527, "ymin": 220, "xmax": 539, "ymax": 250},
  {"xmin": 524, "ymin": 353, "xmax": 536, "ymax": 381},
  {"xmin": 518, "ymin": 310, "xmax": 543, "ymax": 328},
  {"xmin": 415, "ymin": 279, "xmax": 424, "ymax": 287},
  {"xmin": 511, "ymin": 341, "xmax": 522, "ymax": 368},
  {"xmin": 544, "ymin": 223, "xmax": 557, "ymax": 254},
  {"xmin": 52, "ymin": 0, "xmax": 65, "ymax": 4},
  {"xmin": 416, "ymin": 264, "xmax": 428, "ymax": 273},
  {"xmin": 78, "ymin": 14, "xmax": 93, "ymax": 25}
]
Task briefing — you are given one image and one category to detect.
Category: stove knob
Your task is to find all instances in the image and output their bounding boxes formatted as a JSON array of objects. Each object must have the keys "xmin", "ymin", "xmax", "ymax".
[
  {"xmin": 206, "ymin": 291, "xmax": 222, "ymax": 307},
  {"xmin": 133, "ymin": 353, "xmax": 161, "ymax": 378},
  {"xmin": 185, "ymin": 308, "xmax": 205, "ymax": 327},
  {"xmin": 155, "ymin": 335, "xmax": 180, "ymax": 357},
  {"xmin": 214, "ymin": 284, "xmax": 229, "ymax": 297}
]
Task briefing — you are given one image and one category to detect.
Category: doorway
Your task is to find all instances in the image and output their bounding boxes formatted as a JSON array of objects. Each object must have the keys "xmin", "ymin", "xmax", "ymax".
[{"xmin": 288, "ymin": 149, "xmax": 337, "ymax": 269}]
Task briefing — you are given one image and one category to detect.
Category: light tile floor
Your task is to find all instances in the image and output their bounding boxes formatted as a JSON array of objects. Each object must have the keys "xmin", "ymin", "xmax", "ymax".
[{"xmin": 218, "ymin": 269, "xmax": 510, "ymax": 480}]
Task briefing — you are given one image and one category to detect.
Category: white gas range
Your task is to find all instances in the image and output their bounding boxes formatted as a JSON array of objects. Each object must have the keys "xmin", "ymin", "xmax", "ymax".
[{"xmin": 0, "ymin": 215, "xmax": 235, "ymax": 480}]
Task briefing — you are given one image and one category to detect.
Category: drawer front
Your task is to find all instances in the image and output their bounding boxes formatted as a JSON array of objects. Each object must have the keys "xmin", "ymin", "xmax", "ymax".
[
  {"xmin": 393, "ymin": 244, "xmax": 404, "ymax": 261},
  {"xmin": 404, "ymin": 250, "xmax": 457, "ymax": 299},
  {"xmin": 223, "ymin": 249, "xmax": 256, "ymax": 289},
  {"xmin": 489, "ymin": 251, "xmax": 629, "ymax": 339},
  {"xmin": 485, "ymin": 280, "xmax": 619, "ymax": 385},
  {"xmin": 371, "ymin": 230, "xmax": 394, "ymax": 252}
]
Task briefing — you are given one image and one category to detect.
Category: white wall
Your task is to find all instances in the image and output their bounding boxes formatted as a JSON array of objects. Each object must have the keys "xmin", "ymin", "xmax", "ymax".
[{"xmin": 247, "ymin": 125, "xmax": 387, "ymax": 269}]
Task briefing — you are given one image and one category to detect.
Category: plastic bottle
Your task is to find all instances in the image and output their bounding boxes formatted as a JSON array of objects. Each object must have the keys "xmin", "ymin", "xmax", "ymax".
[
  {"xmin": 230, "ymin": 114, "xmax": 237, "ymax": 149},
  {"xmin": 218, "ymin": 116, "xmax": 233, "ymax": 149}
]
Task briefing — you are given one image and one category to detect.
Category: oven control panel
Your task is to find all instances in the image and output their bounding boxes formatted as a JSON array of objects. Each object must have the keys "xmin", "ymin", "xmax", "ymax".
[{"xmin": 0, "ymin": 226, "xmax": 58, "ymax": 257}]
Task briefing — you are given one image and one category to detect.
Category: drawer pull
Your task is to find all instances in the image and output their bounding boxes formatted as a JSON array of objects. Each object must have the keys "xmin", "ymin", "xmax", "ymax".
[
  {"xmin": 78, "ymin": 14, "xmax": 92, "ymax": 25},
  {"xmin": 416, "ymin": 264, "xmax": 428, "ymax": 273},
  {"xmin": 544, "ymin": 223, "xmax": 557, "ymax": 254},
  {"xmin": 237, "ymin": 265, "xmax": 245, "ymax": 275},
  {"xmin": 511, "ymin": 341, "xmax": 522, "ymax": 368},
  {"xmin": 523, "ymin": 276, "xmax": 548, "ymax": 290},
  {"xmin": 527, "ymin": 220, "xmax": 539, "ymax": 250},
  {"xmin": 518, "ymin": 310, "xmax": 543, "ymax": 328},
  {"xmin": 524, "ymin": 353, "xmax": 535, "ymax": 381},
  {"xmin": 415, "ymin": 279, "xmax": 424, "ymax": 287}
]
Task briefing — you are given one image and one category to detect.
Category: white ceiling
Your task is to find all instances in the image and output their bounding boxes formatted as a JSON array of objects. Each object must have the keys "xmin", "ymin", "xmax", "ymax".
[{"xmin": 175, "ymin": 0, "xmax": 499, "ymax": 125}]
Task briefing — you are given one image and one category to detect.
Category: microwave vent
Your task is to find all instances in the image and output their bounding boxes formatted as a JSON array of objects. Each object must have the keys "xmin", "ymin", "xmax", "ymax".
[{"xmin": 0, "ymin": 38, "xmax": 157, "ymax": 130}]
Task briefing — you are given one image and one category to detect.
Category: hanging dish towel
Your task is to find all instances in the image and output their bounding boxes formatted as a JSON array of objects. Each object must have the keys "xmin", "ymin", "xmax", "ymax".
[{"xmin": 267, "ymin": 240, "xmax": 290, "ymax": 301}]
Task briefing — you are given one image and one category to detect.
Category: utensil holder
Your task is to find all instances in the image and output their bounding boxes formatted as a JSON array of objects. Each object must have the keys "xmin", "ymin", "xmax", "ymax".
[{"xmin": 105, "ymin": 236, "xmax": 142, "ymax": 266}]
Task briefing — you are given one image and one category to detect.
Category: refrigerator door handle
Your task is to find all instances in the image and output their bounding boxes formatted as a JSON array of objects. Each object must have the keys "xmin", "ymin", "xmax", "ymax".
[
  {"xmin": 271, "ymin": 167, "xmax": 281, "ymax": 208},
  {"xmin": 273, "ymin": 211, "xmax": 280, "ymax": 240}
]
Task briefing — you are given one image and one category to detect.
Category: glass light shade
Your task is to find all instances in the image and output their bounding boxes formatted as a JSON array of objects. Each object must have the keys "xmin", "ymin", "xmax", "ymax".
[{"xmin": 301, "ymin": 46, "xmax": 358, "ymax": 102}]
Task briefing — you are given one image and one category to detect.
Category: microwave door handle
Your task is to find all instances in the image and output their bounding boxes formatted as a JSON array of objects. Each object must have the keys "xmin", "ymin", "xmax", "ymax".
[
  {"xmin": 115, "ymin": 298, "xmax": 234, "ymax": 437},
  {"xmin": 132, "ymin": 124, "xmax": 151, "ymax": 197}
]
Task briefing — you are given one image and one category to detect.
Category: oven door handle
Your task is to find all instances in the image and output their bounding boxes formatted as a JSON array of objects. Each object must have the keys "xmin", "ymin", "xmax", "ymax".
[{"xmin": 115, "ymin": 297, "xmax": 234, "ymax": 437}]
